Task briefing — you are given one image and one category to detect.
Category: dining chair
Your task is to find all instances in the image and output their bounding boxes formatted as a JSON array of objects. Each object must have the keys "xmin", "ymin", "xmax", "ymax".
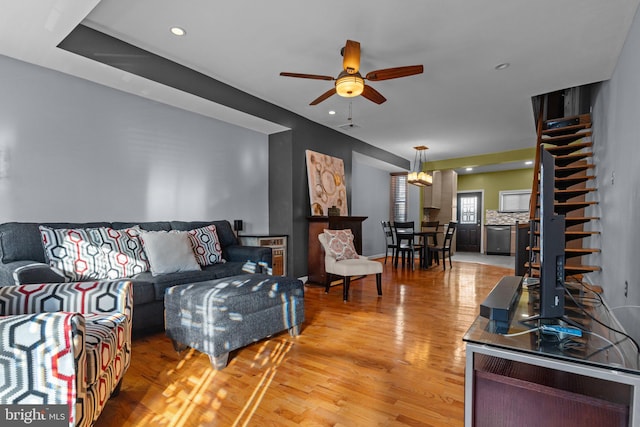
[
  {"xmin": 381, "ymin": 221, "xmax": 397, "ymax": 265},
  {"xmin": 421, "ymin": 221, "xmax": 440, "ymax": 266},
  {"xmin": 429, "ymin": 221, "xmax": 457, "ymax": 270},
  {"xmin": 392, "ymin": 221, "xmax": 424, "ymax": 269}
]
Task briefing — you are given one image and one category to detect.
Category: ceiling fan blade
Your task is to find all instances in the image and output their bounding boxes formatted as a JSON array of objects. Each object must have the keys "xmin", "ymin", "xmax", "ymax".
[
  {"xmin": 280, "ymin": 72, "xmax": 334, "ymax": 81},
  {"xmin": 310, "ymin": 88, "xmax": 337, "ymax": 105},
  {"xmin": 361, "ymin": 85, "xmax": 386, "ymax": 104},
  {"xmin": 342, "ymin": 40, "xmax": 360, "ymax": 74},
  {"xmin": 365, "ymin": 65, "xmax": 424, "ymax": 81}
]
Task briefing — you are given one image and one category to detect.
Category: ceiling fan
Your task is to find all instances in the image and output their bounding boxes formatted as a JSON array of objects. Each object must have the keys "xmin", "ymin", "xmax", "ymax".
[{"xmin": 280, "ymin": 40, "xmax": 423, "ymax": 105}]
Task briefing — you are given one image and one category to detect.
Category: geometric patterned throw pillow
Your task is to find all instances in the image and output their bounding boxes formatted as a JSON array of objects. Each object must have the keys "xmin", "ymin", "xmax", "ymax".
[
  {"xmin": 323, "ymin": 229, "xmax": 359, "ymax": 261},
  {"xmin": 39, "ymin": 226, "xmax": 107, "ymax": 281},
  {"xmin": 90, "ymin": 227, "xmax": 150, "ymax": 278},
  {"xmin": 187, "ymin": 224, "xmax": 224, "ymax": 266}
]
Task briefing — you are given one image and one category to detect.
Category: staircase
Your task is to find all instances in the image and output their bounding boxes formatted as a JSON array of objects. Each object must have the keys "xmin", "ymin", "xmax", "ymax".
[{"xmin": 527, "ymin": 112, "xmax": 601, "ymax": 278}]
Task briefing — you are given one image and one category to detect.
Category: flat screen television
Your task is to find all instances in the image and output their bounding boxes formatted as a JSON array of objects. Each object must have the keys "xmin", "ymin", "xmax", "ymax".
[{"xmin": 538, "ymin": 149, "xmax": 566, "ymax": 319}]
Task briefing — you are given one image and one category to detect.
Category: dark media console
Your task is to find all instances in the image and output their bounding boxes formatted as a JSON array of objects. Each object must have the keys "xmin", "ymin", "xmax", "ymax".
[{"xmin": 464, "ymin": 277, "xmax": 640, "ymax": 426}]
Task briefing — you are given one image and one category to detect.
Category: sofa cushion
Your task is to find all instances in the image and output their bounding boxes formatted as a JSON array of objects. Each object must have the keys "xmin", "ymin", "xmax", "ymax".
[
  {"xmin": 111, "ymin": 221, "xmax": 172, "ymax": 232},
  {"xmin": 134, "ymin": 262, "xmax": 246, "ymax": 300},
  {"xmin": 135, "ymin": 269, "xmax": 218, "ymax": 300},
  {"xmin": 128, "ymin": 279, "xmax": 155, "ymax": 305},
  {"xmin": 139, "ymin": 231, "xmax": 201, "ymax": 276},
  {"xmin": 12, "ymin": 262, "xmax": 68, "ymax": 285},
  {"xmin": 205, "ymin": 261, "xmax": 246, "ymax": 279},
  {"xmin": 171, "ymin": 220, "xmax": 237, "ymax": 248},
  {"xmin": 91, "ymin": 227, "xmax": 150, "ymax": 278},
  {"xmin": 39, "ymin": 226, "xmax": 107, "ymax": 281},
  {"xmin": 187, "ymin": 225, "xmax": 224, "ymax": 266},
  {"xmin": 0, "ymin": 222, "xmax": 109, "ymax": 263}
]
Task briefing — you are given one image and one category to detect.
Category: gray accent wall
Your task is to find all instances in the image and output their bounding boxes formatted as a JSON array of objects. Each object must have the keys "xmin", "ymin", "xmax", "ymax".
[
  {"xmin": 0, "ymin": 54, "xmax": 269, "ymax": 233},
  {"xmin": 589, "ymin": 5, "xmax": 640, "ymax": 338}
]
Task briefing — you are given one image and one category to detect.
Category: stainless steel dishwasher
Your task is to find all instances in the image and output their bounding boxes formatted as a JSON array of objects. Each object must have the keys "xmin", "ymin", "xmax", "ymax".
[{"xmin": 486, "ymin": 225, "xmax": 511, "ymax": 255}]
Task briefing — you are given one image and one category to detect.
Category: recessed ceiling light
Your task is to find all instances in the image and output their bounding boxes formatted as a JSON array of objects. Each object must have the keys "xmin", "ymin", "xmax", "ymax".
[
  {"xmin": 466, "ymin": 167, "xmax": 473, "ymax": 171},
  {"xmin": 329, "ymin": 110, "xmax": 336, "ymax": 115},
  {"xmin": 525, "ymin": 160, "xmax": 533, "ymax": 165},
  {"xmin": 170, "ymin": 26, "xmax": 186, "ymax": 36},
  {"xmin": 494, "ymin": 62, "xmax": 510, "ymax": 70}
]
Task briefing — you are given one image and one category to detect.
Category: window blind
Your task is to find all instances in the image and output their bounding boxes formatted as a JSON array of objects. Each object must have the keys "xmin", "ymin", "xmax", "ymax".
[{"xmin": 390, "ymin": 173, "xmax": 408, "ymax": 222}]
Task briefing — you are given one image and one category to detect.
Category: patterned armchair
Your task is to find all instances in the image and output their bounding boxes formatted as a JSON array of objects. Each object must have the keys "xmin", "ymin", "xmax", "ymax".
[{"xmin": 0, "ymin": 281, "xmax": 133, "ymax": 427}]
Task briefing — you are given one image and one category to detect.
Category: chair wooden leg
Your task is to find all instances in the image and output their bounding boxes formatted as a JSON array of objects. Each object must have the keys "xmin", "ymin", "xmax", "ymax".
[
  {"xmin": 442, "ymin": 250, "xmax": 446, "ymax": 270},
  {"xmin": 343, "ymin": 276, "xmax": 351, "ymax": 301},
  {"xmin": 448, "ymin": 249, "xmax": 453, "ymax": 269},
  {"xmin": 376, "ymin": 273, "xmax": 382, "ymax": 296},
  {"xmin": 325, "ymin": 274, "xmax": 332, "ymax": 293}
]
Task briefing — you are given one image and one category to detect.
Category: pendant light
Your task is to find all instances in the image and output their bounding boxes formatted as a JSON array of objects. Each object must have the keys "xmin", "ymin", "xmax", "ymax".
[{"xmin": 407, "ymin": 146, "xmax": 433, "ymax": 187}]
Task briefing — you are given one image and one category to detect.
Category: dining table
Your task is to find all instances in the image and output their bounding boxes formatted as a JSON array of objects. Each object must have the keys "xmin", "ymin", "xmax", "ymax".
[{"xmin": 394, "ymin": 228, "xmax": 439, "ymax": 268}]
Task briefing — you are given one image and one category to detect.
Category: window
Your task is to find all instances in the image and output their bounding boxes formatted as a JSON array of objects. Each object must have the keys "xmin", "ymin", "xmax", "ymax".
[
  {"xmin": 459, "ymin": 195, "xmax": 478, "ymax": 224},
  {"xmin": 499, "ymin": 190, "xmax": 531, "ymax": 212},
  {"xmin": 390, "ymin": 173, "xmax": 407, "ymax": 222}
]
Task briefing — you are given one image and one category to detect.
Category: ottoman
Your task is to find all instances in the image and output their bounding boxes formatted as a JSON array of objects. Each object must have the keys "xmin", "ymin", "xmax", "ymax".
[{"xmin": 164, "ymin": 274, "xmax": 305, "ymax": 369}]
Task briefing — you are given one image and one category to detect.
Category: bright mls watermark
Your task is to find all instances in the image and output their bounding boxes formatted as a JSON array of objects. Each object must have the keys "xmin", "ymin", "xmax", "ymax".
[{"xmin": 1, "ymin": 405, "xmax": 67, "ymax": 426}]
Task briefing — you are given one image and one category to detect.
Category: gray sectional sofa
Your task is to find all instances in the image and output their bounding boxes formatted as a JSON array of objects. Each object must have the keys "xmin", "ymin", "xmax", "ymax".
[{"xmin": 0, "ymin": 220, "xmax": 272, "ymax": 335}]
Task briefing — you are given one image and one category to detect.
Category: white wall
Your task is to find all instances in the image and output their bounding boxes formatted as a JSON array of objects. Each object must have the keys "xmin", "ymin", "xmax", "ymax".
[
  {"xmin": 351, "ymin": 152, "xmax": 417, "ymax": 258},
  {"xmin": 0, "ymin": 55, "xmax": 269, "ymax": 233},
  {"xmin": 589, "ymin": 5, "xmax": 640, "ymax": 336},
  {"xmin": 351, "ymin": 153, "xmax": 391, "ymax": 257}
]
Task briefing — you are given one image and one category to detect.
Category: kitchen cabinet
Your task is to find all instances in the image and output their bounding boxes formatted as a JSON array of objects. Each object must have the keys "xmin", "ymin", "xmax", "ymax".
[
  {"xmin": 423, "ymin": 170, "xmax": 442, "ymax": 208},
  {"xmin": 423, "ymin": 170, "xmax": 458, "ymax": 249}
]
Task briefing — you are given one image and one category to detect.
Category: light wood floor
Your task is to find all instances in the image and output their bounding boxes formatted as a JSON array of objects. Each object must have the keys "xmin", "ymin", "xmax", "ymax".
[{"xmin": 95, "ymin": 258, "xmax": 513, "ymax": 427}]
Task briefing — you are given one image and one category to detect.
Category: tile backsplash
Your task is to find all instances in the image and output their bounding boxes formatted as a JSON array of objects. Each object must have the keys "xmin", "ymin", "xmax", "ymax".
[{"xmin": 485, "ymin": 210, "xmax": 529, "ymax": 225}]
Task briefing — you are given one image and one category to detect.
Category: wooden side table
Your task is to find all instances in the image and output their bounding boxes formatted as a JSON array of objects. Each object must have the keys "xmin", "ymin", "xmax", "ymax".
[{"xmin": 239, "ymin": 235, "xmax": 288, "ymax": 276}]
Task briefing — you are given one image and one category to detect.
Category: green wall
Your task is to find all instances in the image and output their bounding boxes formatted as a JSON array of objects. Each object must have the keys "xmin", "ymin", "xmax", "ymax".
[{"xmin": 458, "ymin": 168, "xmax": 534, "ymax": 211}]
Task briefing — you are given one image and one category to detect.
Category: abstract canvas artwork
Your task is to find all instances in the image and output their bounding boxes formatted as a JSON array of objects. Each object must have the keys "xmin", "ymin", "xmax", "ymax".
[{"xmin": 305, "ymin": 150, "xmax": 348, "ymax": 216}]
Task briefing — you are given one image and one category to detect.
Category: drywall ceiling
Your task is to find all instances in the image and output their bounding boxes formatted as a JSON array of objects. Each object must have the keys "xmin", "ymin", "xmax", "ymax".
[{"xmin": 2, "ymin": 0, "xmax": 639, "ymax": 165}]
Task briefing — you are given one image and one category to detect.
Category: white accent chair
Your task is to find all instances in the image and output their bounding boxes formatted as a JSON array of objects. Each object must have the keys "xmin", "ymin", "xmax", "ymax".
[{"xmin": 318, "ymin": 232, "xmax": 383, "ymax": 301}]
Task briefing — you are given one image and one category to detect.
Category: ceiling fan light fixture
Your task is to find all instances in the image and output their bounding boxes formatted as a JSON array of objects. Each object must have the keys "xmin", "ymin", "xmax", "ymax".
[{"xmin": 335, "ymin": 72, "xmax": 364, "ymax": 98}]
